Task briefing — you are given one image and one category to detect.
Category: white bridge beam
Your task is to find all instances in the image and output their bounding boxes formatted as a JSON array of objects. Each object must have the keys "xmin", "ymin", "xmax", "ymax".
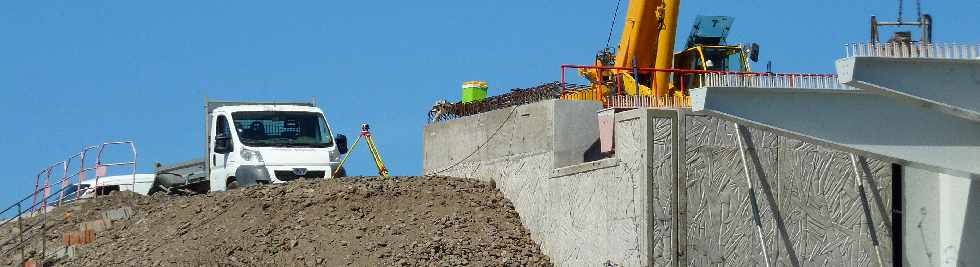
[
  {"xmin": 837, "ymin": 57, "xmax": 980, "ymax": 122},
  {"xmin": 690, "ymin": 87, "xmax": 980, "ymax": 179}
]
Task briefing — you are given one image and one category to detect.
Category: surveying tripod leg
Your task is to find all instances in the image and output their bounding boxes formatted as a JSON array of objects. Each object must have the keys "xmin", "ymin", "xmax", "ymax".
[
  {"xmin": 365, "ymin": 136, "xmax": 389, "ymax": 177},
  {"xmin": 333, "ymin": 135, "xmax": 363, "ymax": 178}
]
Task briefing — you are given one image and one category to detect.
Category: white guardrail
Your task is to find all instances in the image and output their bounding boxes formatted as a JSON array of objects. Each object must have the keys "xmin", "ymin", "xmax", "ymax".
[
  {"xmin": 845, "ymin": 42, "xmax": 980, "ymax": 59},
  {"xmin": 698, "ymin": 73, "xmax": 853, "ymax": 90}
]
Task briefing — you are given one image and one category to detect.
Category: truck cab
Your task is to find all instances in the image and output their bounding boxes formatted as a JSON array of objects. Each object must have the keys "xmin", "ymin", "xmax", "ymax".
[{"xmin": 206, "ymin": 101, "xmax": 347, "ymax": 192}]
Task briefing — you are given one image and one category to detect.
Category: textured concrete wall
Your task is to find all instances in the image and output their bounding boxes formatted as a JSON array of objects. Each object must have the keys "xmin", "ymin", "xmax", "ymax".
[
  {"xmin": 683, "ymin": 114, "xmax": 894, "ymax": 266},
  {"xmin": 648, "ymin": 112, "xmax": 677, "ymax": 266}
]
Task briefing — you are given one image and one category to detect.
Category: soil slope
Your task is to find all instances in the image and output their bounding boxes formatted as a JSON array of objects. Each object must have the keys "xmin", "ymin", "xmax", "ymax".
[{"xmin": 42, "ymin": 176, "xmax": 549, "ymax": 266}]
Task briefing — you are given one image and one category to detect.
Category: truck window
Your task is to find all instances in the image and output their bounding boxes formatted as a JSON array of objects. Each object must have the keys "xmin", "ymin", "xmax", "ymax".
[
  {"xmin": 231, "ymin": 111, "xmax": 334, "ymax": 148},
  {"xmin": 216, "ymin": 115, "xmax": 231, "ymax": 138},
  {"xmin": 215, "ymin": 115, "xmax": 234, "ymax": 152}
]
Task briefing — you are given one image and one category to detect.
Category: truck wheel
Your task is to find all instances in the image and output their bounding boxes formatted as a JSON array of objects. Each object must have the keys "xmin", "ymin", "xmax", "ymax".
[{"xmin": 227, "ymin": 178, "xmax": 240, "ymax": 190}]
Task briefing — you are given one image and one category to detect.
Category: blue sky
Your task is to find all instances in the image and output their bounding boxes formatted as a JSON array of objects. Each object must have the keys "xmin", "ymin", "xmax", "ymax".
[{"xmin": 2, "ymin": 0, "xmax": 978, "ymax": 206}]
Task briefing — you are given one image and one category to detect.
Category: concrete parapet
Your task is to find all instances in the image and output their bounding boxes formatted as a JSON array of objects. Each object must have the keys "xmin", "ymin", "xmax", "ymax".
[{"xmin": 423, "ymin": 100, "xmax": 602, "ymax": 175}]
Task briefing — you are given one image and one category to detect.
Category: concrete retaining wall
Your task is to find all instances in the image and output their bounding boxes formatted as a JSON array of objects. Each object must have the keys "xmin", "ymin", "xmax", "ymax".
[
  {"xmin": 423, "ymin": 100, "xmax": 896, "ymax": 266},
  {"xmin": 424, "ymin": 100, "xmax": 655, "ymax": 265},
  {"xmin": 682, "ymin": 114, "xmax": 894, "ymax": 266}
]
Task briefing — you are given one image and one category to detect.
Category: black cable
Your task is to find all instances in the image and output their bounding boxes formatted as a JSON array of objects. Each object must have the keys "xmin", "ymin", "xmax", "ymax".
[
  {"xmin": 898, "ymin": 0, "xmax": 904, "ymax": 22},
  {"xmin": 425, "ymin": 106, "xmax": 520, "ymax": 176},
  {"xmin": 916, "ymin": 0, "xmax": 922, "ymax": 21},
  {"xmin": 604, "ymin": 0, "xmax": 624, "ymax": 50}
]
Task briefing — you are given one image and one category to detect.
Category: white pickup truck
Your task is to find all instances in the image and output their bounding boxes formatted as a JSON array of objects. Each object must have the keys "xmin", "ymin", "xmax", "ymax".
[{"xmin": 153, "ymin": 100, "xmax": 349, "ymax": 194}]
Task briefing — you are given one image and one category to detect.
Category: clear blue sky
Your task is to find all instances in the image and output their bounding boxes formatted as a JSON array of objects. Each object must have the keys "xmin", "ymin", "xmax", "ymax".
[{"xmin": 2, "ymin": 0, "xmax": 978, "ymax": 206}]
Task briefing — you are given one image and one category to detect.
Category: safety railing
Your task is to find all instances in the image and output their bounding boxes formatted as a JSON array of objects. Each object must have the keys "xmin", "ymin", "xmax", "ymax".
[
  {"xmin": 844, "ymin": 42, "xmax": 980, "ymax": 59},
  {"xmin": 61, "ymin": 146, "xmax": 99, "ymax": 205},
  {"xmin": 606, "ymin": 94, "xmax": 691, "ymax": 109},
  {"xmin": 92, "ymin": 141, "xmax": 139, "ymax": 197},
  {"xmin": 559, "ymin": 65, "xmax": 844, "ymax": 109},
  {"xmin": 560, "ymin": 65, "xmax": 712, "ymax": 97},
  {"xmin": 0, "ymin": 140, "xmax": 137, "ymax": 264},
  {"xmin": 30, "ymin": 141, "xmax": 137, "ymax": 213},
  {"xmin": 0, "ymin": 176, "xmax": 80, "ymax": 264},
  {"xmin": 698, "ymin": 73, "xmax": 851, "ymax": 89}
]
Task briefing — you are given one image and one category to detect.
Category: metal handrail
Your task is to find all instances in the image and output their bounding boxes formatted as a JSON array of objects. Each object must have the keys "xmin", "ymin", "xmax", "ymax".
[
  {"xmin": 0, "ymin": 176, "xmax": 80, "ymax": 262},
  {"xmin": 698, "ymin": 73, "xmax": 853, "ymax": 90},
  {"xmin": 1, "ymin": 140, "xmax": 138, "ymax": 264},
  {"xmin": 559, "ymin": 64, "xmax": 837, "ymax": 93},
  {"xmin": 844, "ymin": 42, "xmax": 980, "ymax": 59},
  {"xmin": 558, "ymin": 65, "xmax": 844, "ymax": 109},
  {"xmin": 93, "ymin": 141, "xmax": 139, "ymax": 197}
]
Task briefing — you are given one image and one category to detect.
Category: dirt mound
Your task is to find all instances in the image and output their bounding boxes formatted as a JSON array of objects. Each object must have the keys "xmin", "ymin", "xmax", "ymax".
[{"xmin": 44, "ymin": 176, "xmax": 549, "ymax": 266}]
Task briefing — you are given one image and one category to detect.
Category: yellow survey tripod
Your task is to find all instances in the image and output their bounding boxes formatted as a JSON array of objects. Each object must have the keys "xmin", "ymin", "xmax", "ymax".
[{"xmin": 334, "ymin": 123, "xmax": 389, "ymax": 177}]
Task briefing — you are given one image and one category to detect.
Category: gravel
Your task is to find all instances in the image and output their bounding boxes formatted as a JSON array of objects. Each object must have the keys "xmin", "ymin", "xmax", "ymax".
[{"xmin": 28, "ymin": 176, "xmax": 550, "ymax": 266}]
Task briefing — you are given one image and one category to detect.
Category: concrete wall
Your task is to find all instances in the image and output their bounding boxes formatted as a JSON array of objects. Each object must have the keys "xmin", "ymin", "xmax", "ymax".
[
  {"xmin": 424, "ymin": 101, "xmax": 658, "ymax": 266},
  {"xmin": 423, "ymin": 100, "xmax": 602, "ymax": 175},
  {"xmin": 682, "ymin": 114, "xmax": 894, "ymax": 266},
  {"xmin": 903, "ymin": 167, "xmax": 980, "ymax": 266},
  {"xmin": 423, "ymin": 101, "xmax": 897, "ymax": 266}
]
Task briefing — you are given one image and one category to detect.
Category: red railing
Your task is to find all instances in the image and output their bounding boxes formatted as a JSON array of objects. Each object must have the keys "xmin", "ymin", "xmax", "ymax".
[
  {"xmin": 560, "ymin": 64, "xmax": 839, "ymax": 91},
  {"xmin": 559, "ymin": 64, "xmax": 841, "ymax": 108}
]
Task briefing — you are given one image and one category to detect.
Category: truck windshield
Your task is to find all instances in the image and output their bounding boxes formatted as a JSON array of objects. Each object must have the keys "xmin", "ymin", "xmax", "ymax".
[{"xmin": 231, "ymin": 111, "xmax": 334, "ymax": 148}]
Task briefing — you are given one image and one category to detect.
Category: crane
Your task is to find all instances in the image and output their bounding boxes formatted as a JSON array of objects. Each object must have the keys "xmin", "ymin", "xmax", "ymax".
[
  {"xmin": 581, "ymin": 0, "xmax": 679, "ymax": 98},
  {"xmin": 579, "ymin": 0, "xmax": 758, "ymax": 99}
]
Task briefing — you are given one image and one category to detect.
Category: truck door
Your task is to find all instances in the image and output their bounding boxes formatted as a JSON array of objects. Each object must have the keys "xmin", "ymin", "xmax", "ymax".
[{"xmin": 209, "ymin": 114, "xmax": 233, "ymax": 191}]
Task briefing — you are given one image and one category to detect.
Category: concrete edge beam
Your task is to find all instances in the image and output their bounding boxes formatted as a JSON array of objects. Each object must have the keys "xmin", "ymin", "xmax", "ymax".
[
  {"xmin": 550, "ymin": 157, "xmax": 620, "ymax": 178},
  {"xmin": 690, "ymin": 86, "xmax": 980, "ymax": 179},
  {"xmin": 836, "ymin": 56, "xmax": 980, "ymax": 122}
]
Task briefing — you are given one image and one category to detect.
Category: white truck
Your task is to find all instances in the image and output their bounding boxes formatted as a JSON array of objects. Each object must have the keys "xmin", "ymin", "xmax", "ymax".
[{"xmin": 152, "ymin": 100, "xmax": 349, "ymax": 194}]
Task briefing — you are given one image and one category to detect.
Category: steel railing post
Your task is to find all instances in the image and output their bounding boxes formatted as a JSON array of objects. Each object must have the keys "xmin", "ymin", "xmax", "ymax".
[
  {"xmin": 17, "ymin": 202, "xmax": 23, "ymax": 264},
  {"xmin": 560, "ymin": 65, "xmax": 566, "ymax": 95},
  {"xmin": 40, "ymin": 200, "xmax": 46, "ymax": 263}
]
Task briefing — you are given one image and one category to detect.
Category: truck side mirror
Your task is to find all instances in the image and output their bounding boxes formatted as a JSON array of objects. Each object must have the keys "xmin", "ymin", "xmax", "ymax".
[
  {"xmin": 750, "ymin": 43, "xmax": 760, "ymax": 62},
  {"xmin": 335, "ymin": 134, "xmax": 348, "ymax": 154},
  {"xmin": 214, "ymin": 133, "xmax": 233, "ymax": 154}
]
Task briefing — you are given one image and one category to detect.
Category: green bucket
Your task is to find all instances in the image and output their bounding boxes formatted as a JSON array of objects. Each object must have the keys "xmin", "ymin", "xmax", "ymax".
[{"xmin": 462, "ymin": 81, "xmax": 488, "ymax": 103}]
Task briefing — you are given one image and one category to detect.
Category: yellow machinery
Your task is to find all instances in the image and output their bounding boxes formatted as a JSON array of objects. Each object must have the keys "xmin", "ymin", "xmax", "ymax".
[
  {"xmin": 578, "ymin": 2, "xmax": 759, "ymax": 99},
  {"xmin": 675, "ymin": 45, "xmax": 753, "ymax": 72},
  {"xmin": 580, "ymin": 0, "xmax": 680, "ymax": 98},
  {"xmin": 333, "ymin": 123, "xmax": 390, "ymax": 178}
]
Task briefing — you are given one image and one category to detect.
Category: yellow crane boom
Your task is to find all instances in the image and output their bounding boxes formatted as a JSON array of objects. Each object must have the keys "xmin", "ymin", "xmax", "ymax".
[
  {"xmin": 613, "ymin": 0, "xmax": 663, "ymax": 72},
  {"xmin": 654, "ymin": 0, "xmax": 680, "ymax": 96},
  {"xmin": 581, "ymin": 0, "xmax": 681, "ymax": 98}
]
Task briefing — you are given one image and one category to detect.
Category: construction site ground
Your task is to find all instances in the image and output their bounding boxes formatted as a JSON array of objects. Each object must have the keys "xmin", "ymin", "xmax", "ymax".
[{"xmin": 4, "ymin": 176, "xmax": 551, "ymax": 266}]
